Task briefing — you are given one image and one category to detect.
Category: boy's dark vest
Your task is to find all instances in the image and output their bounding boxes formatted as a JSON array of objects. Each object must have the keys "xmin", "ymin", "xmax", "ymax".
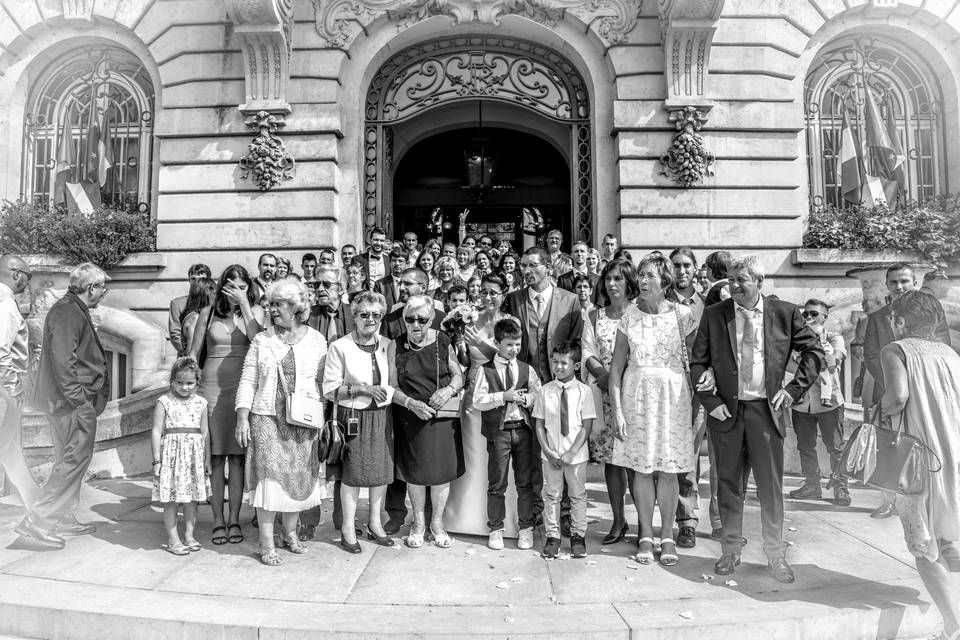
[{"xmin": 479, "ymin": 360, "xmax": 531, "ymax": 439}]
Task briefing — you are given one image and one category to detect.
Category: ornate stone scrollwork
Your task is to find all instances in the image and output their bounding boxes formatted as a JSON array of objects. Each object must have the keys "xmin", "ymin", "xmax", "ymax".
[
  {"xmin": 62, "ymin": 0, "xmax": 94, "ymax": 20},
  {"xmin": 225, "ymin": 0, "xmax": 294, "ymax": 117},
  {"xmin": 239, "ymin": 111, "xmax": 296, "ymax": 190},
  {"xmin": 312, "ymin": 0, "xmax": 644, "ymax": 50},
  {"xmin": 659, "ymin": 105, "xmax": 714, "ymax": 188}
]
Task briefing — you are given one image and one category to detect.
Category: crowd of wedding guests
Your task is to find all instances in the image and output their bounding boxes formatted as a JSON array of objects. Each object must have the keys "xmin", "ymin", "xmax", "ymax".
[{"xmin": 2, "ymin": 228, "xmax": 957, "ymax": 637}]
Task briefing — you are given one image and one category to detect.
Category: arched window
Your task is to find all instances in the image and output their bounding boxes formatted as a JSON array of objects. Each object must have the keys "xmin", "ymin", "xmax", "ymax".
[
  {"xmin": 22, "ymin": 44, "xmax": 154, "ymax": 213},
  {"xmin": 804, "ymin": 36, "xmax": 947, "ymax": 209}
]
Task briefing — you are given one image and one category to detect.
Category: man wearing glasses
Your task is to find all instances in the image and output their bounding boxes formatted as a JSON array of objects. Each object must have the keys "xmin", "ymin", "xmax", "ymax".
[
  {"xmin": 0, "ymin": 255, "xmax": 38, "ymax": 513},
  {"xmin": 307, "ymin": 265, "xmax": 354, "ymax": 344},
  {"xmin": 788, "ymin": 299, "xmax": 850, "ymax": 506},
  {"xmin": 16, "ymin": 263, "xmax": 110, "ymax": 550}
]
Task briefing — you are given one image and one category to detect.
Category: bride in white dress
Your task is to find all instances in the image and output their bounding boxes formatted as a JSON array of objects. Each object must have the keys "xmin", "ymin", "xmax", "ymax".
[{"xmin": 444, "ymin": 273, "xmax": 521, "ymax": 537}]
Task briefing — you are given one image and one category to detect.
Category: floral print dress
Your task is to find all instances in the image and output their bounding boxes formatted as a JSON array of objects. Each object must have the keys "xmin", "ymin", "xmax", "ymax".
[
  {"xmin": 583, "ymin": 309, "xmax": 622, "ymax": 463},
  {"xmin": 153, "ymin": 393, "xmax": 211, "ymax": 503}
]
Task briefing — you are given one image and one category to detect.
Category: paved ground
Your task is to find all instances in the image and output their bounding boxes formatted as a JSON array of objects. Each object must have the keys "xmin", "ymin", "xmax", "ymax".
[{"xmin": 0, "ymin": 475, "xmax": 954, "ymax": 639}]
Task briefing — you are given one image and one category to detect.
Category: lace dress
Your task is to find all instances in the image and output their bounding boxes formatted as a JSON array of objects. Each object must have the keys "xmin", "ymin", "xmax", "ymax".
[
  {"xmin": 610, "ymin": 304, "xmax": 696, "ymax": 474},
  {"xmin": 582, "ymin": 309, "xmax": 621, "ymax": 463},
  {"xmin": 152, "ymin": 393, "xmax": 211, "ymax": 503}
]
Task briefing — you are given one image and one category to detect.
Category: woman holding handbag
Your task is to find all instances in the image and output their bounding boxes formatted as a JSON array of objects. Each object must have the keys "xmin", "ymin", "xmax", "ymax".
[
  {"xmin": 387, "ymin": 294, "xmax": 466, "ymax": 548},
  {"xmin": 880, "ymin": 290, "xmax": 960, "ymax": 639},
  {"xmin": 235, "ymin": 279, "xmax": 327, "ymax": 566}
]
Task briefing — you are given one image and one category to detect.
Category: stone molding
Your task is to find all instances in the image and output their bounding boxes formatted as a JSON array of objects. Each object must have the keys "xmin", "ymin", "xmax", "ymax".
[
  {"xmin": 225, "ymin": 0, "xmax": 294, "ymax": 117},
  {"xmin": 659, "ymin": 104, "xmax": 713, "ymax": 187},
  {"xmin": 312, "ymin": 0, "xmax": 644, "ymax": 50},
  {"xmin": 61, "ymin": 0, "xmax": 94, "ymax": 20}
]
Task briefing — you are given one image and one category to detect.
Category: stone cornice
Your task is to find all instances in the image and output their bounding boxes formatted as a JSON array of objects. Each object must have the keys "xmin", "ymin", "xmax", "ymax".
[
  {"xmin": 312, "ymin": 0, "xmax": 645, "ymax": 50},
  {"xmin": 225, "ymin": 0, "xmax": 294, "ymax": 117}
]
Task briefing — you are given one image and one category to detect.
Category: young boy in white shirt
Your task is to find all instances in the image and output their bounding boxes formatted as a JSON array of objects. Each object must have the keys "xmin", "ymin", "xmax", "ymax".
[{"xmin": 533, "ymin": 341, "xmax": 596, "ymax": 558}]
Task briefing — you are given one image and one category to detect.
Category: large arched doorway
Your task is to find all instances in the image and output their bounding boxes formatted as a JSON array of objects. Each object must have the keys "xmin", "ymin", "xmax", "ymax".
[{"xmin": 363, "ymin": 35, "xmax": 592, "ymax": 248}]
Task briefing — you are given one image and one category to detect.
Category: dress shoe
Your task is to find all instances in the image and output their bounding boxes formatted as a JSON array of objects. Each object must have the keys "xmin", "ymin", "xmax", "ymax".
[
  {"xmin": 789, "ymin": 482, "xmax": 822, "ymax": 500},
  {"xmin": 383, "ymin": 515, "xmax": 405, "ymax": 535},
  {"xmin": 715, "ymin": 552, "xmax": 740, "ymax": 575},
  {"xmin": 768, "ymin": 557, "xmax": 796, "ymax": 583},
  {"xmin": 676, "ymin": 525, "xmax": 697, "ymax": 548},
  {"xmin": 833, "ymin": 484, "xmax": 852, "ymax": 507},
  {"xmin": 339, "ymin": 537, "xmax": 362, "ymax": 554},
  {"xmin": 871, "ymin": 502, "xmax": 897, "ymax": 519},
  {"xmin": 58, "ymin": 515, "xmax": 96, "ymax": 536},
  {"xmin": 15, "ymin": 516, "xmax": 65, "ymax": 549},
  {"xmin": 560, "ymin": 514, "xmax": 572, "ymax": 538}
]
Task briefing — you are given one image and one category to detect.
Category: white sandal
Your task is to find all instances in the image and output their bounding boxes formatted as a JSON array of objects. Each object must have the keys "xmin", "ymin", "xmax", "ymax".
[
  {"xmin": 633, "ymin": 537, "xmax": 654, "ymax": 564},
  {"xmin": 405, "ymin": 526, "xmax": 425, "ymax": 548}
]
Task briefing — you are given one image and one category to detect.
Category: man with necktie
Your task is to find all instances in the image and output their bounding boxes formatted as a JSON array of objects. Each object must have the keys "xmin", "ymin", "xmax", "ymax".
[{"xmin": 690, "ymin": 255, "xmax": 823, "ymax": 583}]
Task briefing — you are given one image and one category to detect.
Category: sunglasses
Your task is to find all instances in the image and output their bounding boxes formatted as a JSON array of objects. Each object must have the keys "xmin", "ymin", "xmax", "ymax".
[
  {"xmin": 801, "ymin": 310, "xmax": 824, "ymax": 319},
  {"xmin": 12, "ymin": 268, "xmax": 32, "ymax": 281},
  {"xmin": 357, "ymin": 312, "xmax": 383, "ymax": 321},
  {"xmin": 317, "ymin": 280, "xmax": 338, "ymax": 288},
  {"xmin": 404, "ymin": 316, "xmax": 430, "ymax": 325}
]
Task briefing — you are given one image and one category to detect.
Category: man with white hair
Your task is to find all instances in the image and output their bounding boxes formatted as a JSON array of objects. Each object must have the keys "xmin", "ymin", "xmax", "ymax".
[
  {"xmin": 16, "ymin": 262, "xmax": 110, "ymax": 550},
  {"xmin": 690, "ymin": 255, "xmax": 823, "ymax": 583},
  {"xmin": 307, "ymin": 265, "xmax": 354, "ymax": 344}
]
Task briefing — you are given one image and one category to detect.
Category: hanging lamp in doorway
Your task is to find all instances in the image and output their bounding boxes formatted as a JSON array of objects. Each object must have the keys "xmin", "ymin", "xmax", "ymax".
[{"xmin": 464, "ymin": 101, "xmax": 496, "ymax": 203}]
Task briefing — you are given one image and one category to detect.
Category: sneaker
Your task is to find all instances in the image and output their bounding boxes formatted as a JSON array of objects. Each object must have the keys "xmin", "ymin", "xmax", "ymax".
[
  {"xmin": 789, "ymin": 482, "xmax": 823, "ymax": 500},
  {"xmin": 570, "ymin": 534, "xmax": 587, "ymax": 558},
  {"xmin": 833, "ymin": 484, "xmax": 852, "ymax": 507},
  {"xmin": 542, "ymin": 536, "xmax": 561, "ymax": 558},
  {"xmin": 517, "ymin": 527, "xmax": 534, "ymax": 550},
  {"xmin": 487, "ymin": 529, "xmax": 504, "ymax": 551}
]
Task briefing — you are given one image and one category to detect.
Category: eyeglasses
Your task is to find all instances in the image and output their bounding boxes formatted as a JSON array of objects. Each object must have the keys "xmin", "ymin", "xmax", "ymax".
[
  {"xmin": 404, "ymin": 316, "xmax": 430, "ymax": 325},
  {"xmin": 357, "ymin": 312, "xmax": 383, "ymax": 321},
  {"xmin": 91, "ymin": 282, "xmax": 107, "ymax": 291},
  {"xmin": 479, "ymin": 289, "xmax": 503, "ymax": 298},
  {"xmin": 12, "ymin": 268, "xmax": 31, "ymax": 281},
  {"xmin": 801, "ymin": 310, "xmax": 824, "ymax": 319}
]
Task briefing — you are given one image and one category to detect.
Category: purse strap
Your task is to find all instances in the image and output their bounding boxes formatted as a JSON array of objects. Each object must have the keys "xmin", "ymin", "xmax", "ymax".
[
  {"xmin": 674, "ymin": 303, "xmax": 692, "ymax": 392},
  {"xmin": 874, "ymin": 405, "xmax": 943, "ymax": 473}
]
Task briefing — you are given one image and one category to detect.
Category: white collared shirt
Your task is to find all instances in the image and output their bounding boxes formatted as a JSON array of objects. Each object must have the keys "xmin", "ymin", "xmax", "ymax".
[
  {"xmin": 367, "ymin": 254, "xmax": 386, "ymax": 281},
  {"xmin": 527, "ymin": 284, "xmax": 554, "ymax": 320},
  {"xmin": 532, "ymin": 377, "xmax": 596, "ymax": 464},
  {"xmin": 734, "ymin": 295, "xmax": 766, "ymax": 400},
  {"xmin": 674, "ymin": 289, "xmax": 705, "ymax": 326},
  {"xmin": 474, "ymin": 355, "xmax": 542, "ymax": 421}
]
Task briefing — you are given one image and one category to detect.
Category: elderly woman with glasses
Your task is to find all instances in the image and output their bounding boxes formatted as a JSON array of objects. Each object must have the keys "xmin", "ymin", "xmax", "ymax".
[
  {"xmin": 235, "ymin": 279, "xmax": 327, "ymax": 566},
  {"xmin": 322, "ymin": 291, "xmax": 395, "ymax": 553},
  {"xmin": 387, "ymin": 294, "xmax": 465, "ymax": 548}
]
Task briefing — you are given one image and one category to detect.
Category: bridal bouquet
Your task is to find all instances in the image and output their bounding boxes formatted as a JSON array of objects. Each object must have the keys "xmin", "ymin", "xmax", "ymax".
[{"xmin": 441, "ymin": 303, "xmax": 479, "ymax": 338}]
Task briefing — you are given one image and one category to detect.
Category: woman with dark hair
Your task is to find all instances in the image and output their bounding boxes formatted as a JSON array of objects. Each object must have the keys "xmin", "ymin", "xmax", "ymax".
[
  {"xmin": 609, "ymin": 254, "xmax": 696, "ymax": 566},
  {"xmin": 179, "ymin": 277, "xmax": 217, "ymax": 355},
  {"xmin": 581, "ymin": 258, "xmax": 639, "ymax": 545},
  {"xmin": 474, "ymin": 250, "xmax": 493, "ymax": 278},
  {"xmin": 572, "ymin": 273, "xmax": 595, "ymax": 316},
  {"xmin": 188, "ymin": 264, "xmax": 265, "ymax": 546},
  {"xmin": 416, "ymin": 251, "xmax": 439, "ymax": 293},
  {"xmin": 275, "ymin": 257, "xmax": 292, "ymax": 280},
  {"xmin": 881, "ymin": 290, "xmax": 960, "ymax": 638}
]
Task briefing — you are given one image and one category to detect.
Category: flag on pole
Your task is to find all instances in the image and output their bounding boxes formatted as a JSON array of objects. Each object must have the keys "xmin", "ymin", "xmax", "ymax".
[
  {"xmin": 837, "ymin": 110, "xmax": 862, "ymax": 204},
  {"xmin": 65, "ymin": 180, "xmax": 102, "ymax": 214},
  {"xmin": 884, "ymin": 94, "xmax": 906, "ymax": 188},
  {"xmin": 864, "ymin": 88, "xmax": 902, "ymax": 204},
  {"xmin": 97, "ymin": 111, "xmax": 113, "ymax": 188},
  {"xmin": 860, "ymin": 174, "xmax": 887, "ymax": 207},
  {"xmin": 53, "ymin": 110, "xmax": 75, "ymax": 205},
  {"xmin": 83, "ymin": 101, "xmax": 100, "ymax": 184}
]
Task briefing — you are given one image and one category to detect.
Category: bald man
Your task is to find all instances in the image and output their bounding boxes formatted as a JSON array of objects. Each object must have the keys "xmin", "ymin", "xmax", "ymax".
[{"xmin": 0, "ymin": 254, "xmax": 38, "ymax": 510}]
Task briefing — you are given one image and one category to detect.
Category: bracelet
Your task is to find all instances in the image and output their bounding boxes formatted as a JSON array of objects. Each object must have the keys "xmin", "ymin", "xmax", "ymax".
[
  {"xmin": 402, "ymin": 396, "xmax": 410, "ymax": 409},
  {"xmin": 152, "ymin": 459, "xmax": 161, "ymax": 465}
]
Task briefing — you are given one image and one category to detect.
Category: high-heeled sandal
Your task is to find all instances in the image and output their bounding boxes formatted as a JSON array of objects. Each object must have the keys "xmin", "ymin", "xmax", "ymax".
[
  {"xmin": 365, "ymin": 524, "xmax": 396, "ymax": 547},
  {"xmin": 405, "ymin": 526, "xmax": 425, "ymax": 548},
  {"xmin": 659, "ymin": 539, "xmax": 679, "ymax": 566},
  {"xmin": 280, "ymin": 531, "xmax": 308, "ymax": 554},
  {"xmin": 259, "ymin": 546, "xmax": 282, "ymax": 566},
  {"xmin": 633, "ymin": 537, "xmax": 654, "ymax": 564},
  {"xmin": 602, "ymin": 522, "xmax": 629, "ymax": 545},
  {"xmin": 430, "ymin": 523, "xmax": 453, "ymax": 548}
]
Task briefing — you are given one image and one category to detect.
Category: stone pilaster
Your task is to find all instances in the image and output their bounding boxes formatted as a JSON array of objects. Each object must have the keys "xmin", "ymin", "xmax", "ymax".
[{"xmin": 225, "ymin": 0, "xmax": 294, "ymax": 117}]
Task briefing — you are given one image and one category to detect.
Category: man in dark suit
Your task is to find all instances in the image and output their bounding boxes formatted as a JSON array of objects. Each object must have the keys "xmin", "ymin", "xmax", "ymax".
[
  {"xmin": 16, "ymin": 263, "xmax": 110, "ymax": 549},
  {"xmin": 352, "ymin": 227, "xmax": 389, "ymax": 283},
  {"xmin": 863, "ymin": 263, "xmax": 950, "ymax": 518},
  {"xmin": 373, "ymin": 246, "xmax": 409, "ymax": 319},
  {"xmin": 506, "ymin": 247, "xmax": 584, "ymax": 529},
  {"xmin": 690, "ymin": 255, "xmax": 823, "ymax": 583},
  {"xmin": 703, "ymin": 250, "xmax": 732, "ymax": 307},
  {"xmin": 307, "ymin": 265, "xmax": 355, "ymax": 343}
]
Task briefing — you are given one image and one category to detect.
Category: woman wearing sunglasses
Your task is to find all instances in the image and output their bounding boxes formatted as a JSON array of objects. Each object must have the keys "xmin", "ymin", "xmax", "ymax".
[
  {"xmin": 322, "ymin": 291, "xmax": 395, "ymax": 553},
  {"xmin": 387, "ymin": 294, "xmax": 465, "ymax": 548}
]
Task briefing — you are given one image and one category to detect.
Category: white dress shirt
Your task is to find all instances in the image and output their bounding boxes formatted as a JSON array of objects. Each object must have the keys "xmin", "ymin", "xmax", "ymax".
[
  {"xmin": 734, "ymin": 295, "xmax": 766, "ymax": 400},
  {"xmin": 473, "ymin": 355, "xmax": 542, "ymax": 421},
  {"xmin": 527, "ymin": 284, "xmax": 554, "ymax": 320},
  {"xmin": 532, "ymin": 377, "xmax": 596, "ymax": 464},
  {"xmin": 367, "ymin": 254, "xmax": 386, "ymax": 281}
]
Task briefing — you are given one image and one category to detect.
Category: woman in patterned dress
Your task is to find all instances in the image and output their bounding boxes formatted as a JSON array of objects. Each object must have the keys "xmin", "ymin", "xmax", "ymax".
[
  {"xmin": 235, "ymin": 279, "xmax": 327, "ymax": 566},
  {"xmin": 609, "ymin": 254, "xmax": 697, "ymax": 566},
  {"xmin": 581, "ymin": 258, "xmax": 638, "ymax": 545}
]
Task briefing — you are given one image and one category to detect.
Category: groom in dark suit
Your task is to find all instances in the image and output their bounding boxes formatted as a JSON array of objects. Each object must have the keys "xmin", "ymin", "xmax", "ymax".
[
  {"xmin": 690, "ymin": 255, "xmax": 823, "ymax": 583},
  {"xmin": 16, "ymin": 263, "xmax": 110, "ymax": 549}
]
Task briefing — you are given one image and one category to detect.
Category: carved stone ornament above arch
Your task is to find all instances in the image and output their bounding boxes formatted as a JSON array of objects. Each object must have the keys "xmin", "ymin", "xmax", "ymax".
[
  {"xmin": 225, "ymin": 0, "xmax": 295, "ymax": 117},
  {"xmin": 61, "ymin": 0, "xmax": 95, "ymax": 21},
  {"xmin": 311, "ymin": 0, "xmax": 645, "ymax": 50}
]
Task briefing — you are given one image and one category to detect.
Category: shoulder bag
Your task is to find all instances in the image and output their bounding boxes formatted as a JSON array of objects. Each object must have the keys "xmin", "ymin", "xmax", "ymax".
[
  {"xmin": 271, "ymin": 338, "xmax": 325, "ymax": 430},
  {"xmin": 834, "ymin": 406, "xmax": 941, "ymax": 496},
  {"xmin": 674, "ymin": 303, "xmax": 692, "ymax": 394}
]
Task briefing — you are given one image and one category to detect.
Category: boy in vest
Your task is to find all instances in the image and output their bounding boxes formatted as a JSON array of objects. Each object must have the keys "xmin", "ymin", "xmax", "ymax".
[
  {"xmin": 533, "ymin": 341, "xmax": 596, "ymax": 559},
  {"xmin": 474, "ymin": 319, "xmax": 542, "ymax": 551}
]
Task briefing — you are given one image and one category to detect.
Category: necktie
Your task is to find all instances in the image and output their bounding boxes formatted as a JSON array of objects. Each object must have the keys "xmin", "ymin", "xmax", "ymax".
[
  {"xmin": 740, "ymin": 308, "xmax": 757, "ymax": 389},
  {"xmin": 535, "ymin": 294, "xmax": 544, "ymax": 318},
  {"xmin": 560, "ymin": 385, "xmax": 569, "ymax": 437},
  {"xmin": 505, "ymin": 361, "xmax": 515, "ymax": 391}
]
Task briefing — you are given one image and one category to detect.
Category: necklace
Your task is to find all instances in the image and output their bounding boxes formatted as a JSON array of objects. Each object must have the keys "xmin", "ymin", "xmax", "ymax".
[{"xmin": 277, "ymin": 326, "xmax": 303, "ymax": 345}]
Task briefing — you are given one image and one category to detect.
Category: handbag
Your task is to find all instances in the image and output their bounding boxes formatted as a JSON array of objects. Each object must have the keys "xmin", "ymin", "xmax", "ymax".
[
  {"xmin": 834, "ymin": 406, "xmax": 941, "ymax": 496},
  {"xmin": 852, "ymin": 362, "xmax": 866, "ymax": 398},
  {"xmin": 271, "ymin": 340, "xmax": 325, "ymax": 430},
  {"xmin": 318, "ymin": 387, "xmax": 346, "ymax": 465},
  {"xmin": 434, "ymin": 334, "xmax": 464, "ymax": 418}
]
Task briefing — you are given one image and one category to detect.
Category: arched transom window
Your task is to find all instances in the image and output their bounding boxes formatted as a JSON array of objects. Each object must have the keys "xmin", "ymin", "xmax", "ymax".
[
  {"xmin": 804, "ymin": 36, "xmax": 947, "ymax": 209},
  {"xmin": 23, "ymin": 44, "xmax": 155, "ymax": 213}
]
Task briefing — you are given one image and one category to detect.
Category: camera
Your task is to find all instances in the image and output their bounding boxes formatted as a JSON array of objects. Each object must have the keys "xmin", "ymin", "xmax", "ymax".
[{"xmin": 346, "ymin": 417, "xmax": 360, "ymax": 437}]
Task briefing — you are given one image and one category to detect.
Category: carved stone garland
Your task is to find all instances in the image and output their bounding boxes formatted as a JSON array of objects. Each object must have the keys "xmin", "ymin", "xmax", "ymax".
[
  {"xmin": 312, "ymin": 0, "xmax": 644, "ymax": 50},
  {"xmin": 226, "ymin": 0, "xmax": 296, "ymax": 190},
  {"xmin": 657, "ymin": 0, "xmax": 724, "ymax": 187}
]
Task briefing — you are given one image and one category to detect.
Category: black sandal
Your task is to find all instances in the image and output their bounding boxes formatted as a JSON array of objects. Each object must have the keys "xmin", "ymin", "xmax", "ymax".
[
  {"xmin": 227, "ymin": 524, "xmax": 244, "ymax": 544},
  {"xmin": 211, "ymin": 525, "xmax": 228, "ymax": 545}
]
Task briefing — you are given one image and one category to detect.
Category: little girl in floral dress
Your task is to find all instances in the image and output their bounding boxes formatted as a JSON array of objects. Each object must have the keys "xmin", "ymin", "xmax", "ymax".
[{"xmin": 152, "ymin": 357, "xmax": 211, "ymax": 555}]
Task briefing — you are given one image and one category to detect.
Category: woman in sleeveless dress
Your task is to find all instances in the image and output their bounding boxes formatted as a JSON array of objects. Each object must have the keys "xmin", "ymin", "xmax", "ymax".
[
  {"xmin": 388, "ymin": 295, "xmax": 465, "ymax": 548},
  {"xmin": 881, "ymin": 291, "xmax": 960, "ymax": 639},
  {"xmin": 188, "ymin": 264, "xmax": 264, "ymax": 546},
  {"xmin": 445, "ymin": 273, "xmax": 521, "ymax": 536}
]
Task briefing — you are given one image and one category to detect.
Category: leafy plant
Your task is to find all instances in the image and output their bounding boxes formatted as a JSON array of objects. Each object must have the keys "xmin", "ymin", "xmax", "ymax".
[
  {"xmin": 804, "ymin": 196, "xmax": 960, "ymax": 274},
  {"xmin": 0, "ymin": 200, "xmax": 156, "ymax": 271}
]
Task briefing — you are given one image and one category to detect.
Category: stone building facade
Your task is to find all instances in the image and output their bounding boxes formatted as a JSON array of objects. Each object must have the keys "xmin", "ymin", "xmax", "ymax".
[{"xmin": 0, "ymin": 0, "xmax": 958, "ymax": 332}]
